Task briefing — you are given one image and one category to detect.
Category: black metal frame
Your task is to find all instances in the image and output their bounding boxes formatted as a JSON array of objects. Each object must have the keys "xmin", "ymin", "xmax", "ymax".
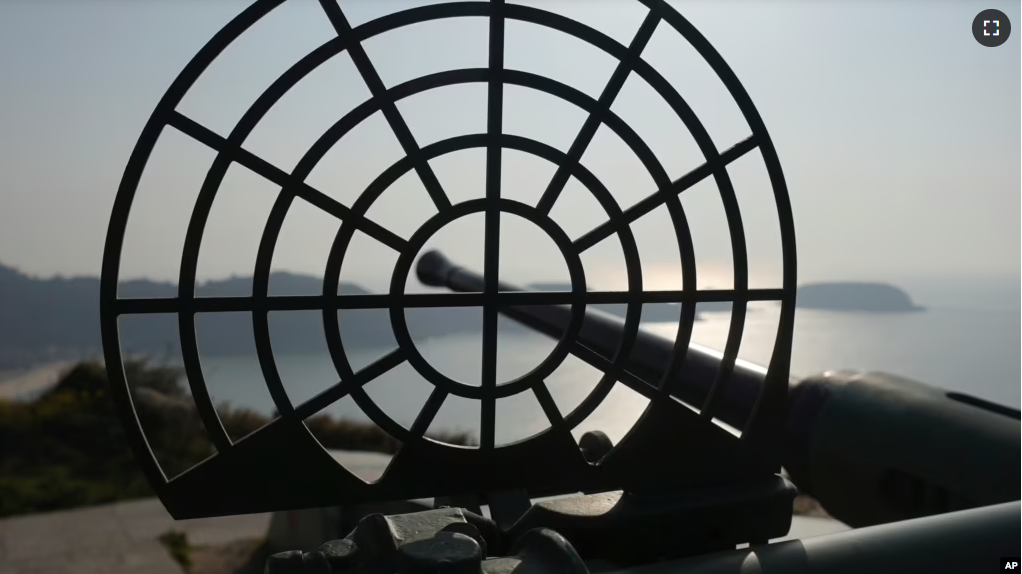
[{"xmin": 100, "ymin": 0, "xmax": 797, "ymax": 519}]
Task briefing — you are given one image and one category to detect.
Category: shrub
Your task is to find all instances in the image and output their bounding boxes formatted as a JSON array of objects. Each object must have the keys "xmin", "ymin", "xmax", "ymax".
[
  {"xmin": 0, "ymin": 358, "xmax": 475, "ymax": 517},
  {"xmin": 158, "ymin": 529, "xmax": 192, "ymax": 570}
]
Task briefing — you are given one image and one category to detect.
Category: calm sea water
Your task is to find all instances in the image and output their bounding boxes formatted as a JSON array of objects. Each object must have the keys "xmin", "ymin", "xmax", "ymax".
[{"xmin": 197, "ymin": 299, "xmax": 1021, "ymax": 446}]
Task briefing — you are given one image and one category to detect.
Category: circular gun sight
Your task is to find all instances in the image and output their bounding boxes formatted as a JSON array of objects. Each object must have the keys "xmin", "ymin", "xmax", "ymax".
[
  {"xmin": 416, "ymin": 249, "xmax": 457, "ymax": 288},
  {"xmin": 99, "ymin": 0, "xmax": 796, "ymax": 520}
]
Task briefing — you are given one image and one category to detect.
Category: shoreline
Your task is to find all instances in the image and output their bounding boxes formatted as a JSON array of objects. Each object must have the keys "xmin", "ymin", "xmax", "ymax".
[{"xmin": 0, "ymin": 360, "xmax": 76, "ymax": 401}]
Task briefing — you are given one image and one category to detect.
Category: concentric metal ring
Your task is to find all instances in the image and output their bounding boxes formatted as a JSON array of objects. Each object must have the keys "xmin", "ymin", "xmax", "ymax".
[{"xmin": 100, "ymin": 0, "xmax": 796, "ymax": 517}]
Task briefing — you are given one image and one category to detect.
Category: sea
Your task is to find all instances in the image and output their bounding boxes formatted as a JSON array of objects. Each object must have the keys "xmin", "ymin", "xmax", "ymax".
[{"xmin": 195, "ymin": 283, "xmax": 1021, "ymax": 446}]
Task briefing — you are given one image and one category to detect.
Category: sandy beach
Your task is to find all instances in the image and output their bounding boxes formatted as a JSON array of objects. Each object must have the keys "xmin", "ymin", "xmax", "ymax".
[{"xmin": 0, "ymin": 361, "xmax": 76, "ymax": 401}]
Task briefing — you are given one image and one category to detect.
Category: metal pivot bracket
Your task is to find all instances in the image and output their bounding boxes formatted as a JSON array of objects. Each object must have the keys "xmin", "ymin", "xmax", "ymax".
[
  {"xmin": 265, "ymin": 507, "xmax": 589, "ymax": 574},
  {"xmin": 504, "ymin": 475, "xmax": 797, "ymax": 565},
  {"xmin": 266, "ymin": 471, "xmax": 796, "ymax": 572}
]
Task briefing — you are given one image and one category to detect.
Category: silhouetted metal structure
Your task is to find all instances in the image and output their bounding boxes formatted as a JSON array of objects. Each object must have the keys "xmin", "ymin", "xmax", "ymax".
[
  {"xmin": 99, "ymin": 1, "xmax": 1018, "ymax": 572},
  {"xmin": 417, "ymin": 251, "xmax": 1021, "ymax": 525},
  {"xmin": 102, "ymin": 0, "xmax": 794, "ymax": 517}
]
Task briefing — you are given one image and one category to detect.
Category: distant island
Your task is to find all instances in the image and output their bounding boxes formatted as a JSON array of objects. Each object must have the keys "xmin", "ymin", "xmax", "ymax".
[
  {"xmin": 796, "ymin": 282, "xmax": 924, "ymax": 313},
  {"xmin": 0, "ymin": 262, "xmax": 702, "ymax": 370}
]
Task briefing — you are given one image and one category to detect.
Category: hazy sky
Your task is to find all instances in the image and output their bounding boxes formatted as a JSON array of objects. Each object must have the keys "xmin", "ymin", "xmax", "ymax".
[{"xmin": 0, "ymin": 0, "xmax": 1018, "ymax": 294}]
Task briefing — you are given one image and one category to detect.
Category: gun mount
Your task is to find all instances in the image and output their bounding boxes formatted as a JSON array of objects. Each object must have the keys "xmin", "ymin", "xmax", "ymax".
[{"xmin": 97, "ymin": 0, "xmax": 1018, "ymax": 572}]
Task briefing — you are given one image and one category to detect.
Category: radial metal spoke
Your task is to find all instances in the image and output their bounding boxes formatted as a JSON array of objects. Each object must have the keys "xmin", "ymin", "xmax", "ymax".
[
  {"xmin": 167, "ymin": 112, "xmax": 407, "ymax": 252},
  {"xmin": 575, "ymin": 288, "xmax": 782, "ymax": 304},
  {"xmin": 111, "ymin": 288, "xmax": 785, "ymax": 316},
  {"xmin": 480, "ymin": 317, "xmax": 498, "ymax": 451},
  {"xmin": 478, "ymin": 0, "xmax": 506, "ymax": 453},
  {"xmin": 490, "ymin": 288, "xmax": 782, "ymax": 306},
  {"xmin": 569, "ymin": 343, "xmax": 657, "ymax": 400},
  {"xmin": 318, "ymin": 0, "xmax": 451, "ymax": 211},
  {"xmin": 535, "ymin": 11, "xmax": 659, "ymax": 215},
  {"xmin": 574, "ymin": 135, "xmax": 759, "ymax": 252},
  {"xmin": 293, "ymin": 349, "xmax": 407, "ymax": 420},
  {"xmin": 532, "ymin": 380, "xmax": 567, "ymax": 432},
  {"xmin": 410, "ymin": 387, "xmax": 448, "ymax": 439},
  {"xmin": 112, "ymin": 294, "xmax": 389, "ymax": 315}
]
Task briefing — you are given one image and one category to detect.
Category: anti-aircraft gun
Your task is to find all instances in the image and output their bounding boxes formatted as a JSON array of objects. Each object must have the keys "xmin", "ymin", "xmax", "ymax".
[
  {"xmin": 99, "ymin": 0, "xmax": 1019, "ymax": 572},
  {"xmin": 410, "ymin": 251, "xmax": 1020, "ymax": 569}
]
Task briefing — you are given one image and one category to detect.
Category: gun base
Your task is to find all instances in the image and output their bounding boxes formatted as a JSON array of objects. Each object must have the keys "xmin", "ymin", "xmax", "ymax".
[{"xmin": 265, "ymin": 475, "xmax": 797, "ymax": 572}]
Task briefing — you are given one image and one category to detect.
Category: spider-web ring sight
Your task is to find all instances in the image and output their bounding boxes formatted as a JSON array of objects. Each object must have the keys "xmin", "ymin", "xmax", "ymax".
[{"xmin": 99, "ymin": 0, "xmax": 796, "ymax": 518}]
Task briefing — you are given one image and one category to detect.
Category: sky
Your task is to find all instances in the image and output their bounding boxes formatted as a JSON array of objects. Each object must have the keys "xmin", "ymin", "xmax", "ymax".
[{"xmin": 0, "ymin": 0, "xmax": 1018, "ymax": 295}]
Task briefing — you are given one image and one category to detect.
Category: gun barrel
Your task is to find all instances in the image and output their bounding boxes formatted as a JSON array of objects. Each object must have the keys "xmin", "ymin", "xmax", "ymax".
[
  {"xmin": 417, "ymin": 251, "xmax": 1022, "ymax": 528},
  {"xmin": 624, "ymin": 501, "xmax": 1020, "ymax": 574},
  {"xmin": 416, "ymin": 250, "xmax": 768, "ymax": 431}
]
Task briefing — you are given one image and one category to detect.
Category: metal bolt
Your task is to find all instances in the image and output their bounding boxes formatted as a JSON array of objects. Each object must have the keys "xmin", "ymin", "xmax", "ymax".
[{"xmin": 319, "ymin": 539, "xmax": 358, "ymax": 570}]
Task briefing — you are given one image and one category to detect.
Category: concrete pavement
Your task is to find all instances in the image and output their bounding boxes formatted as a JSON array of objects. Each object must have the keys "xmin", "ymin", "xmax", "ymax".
[
  {"xmin": 0, "ymin": 448, "xmax": 850, "ymax": 573},
  {"xmin": 0, "ymin": 498, "xmax": 271, "ymax": 574},
  {"xmin": 0, "ymin": 450, "xmax": 385, "ymax": 573},
  {"xmin": 0, "ymin": 496, "xmax": 849, "ymax": 573}
]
